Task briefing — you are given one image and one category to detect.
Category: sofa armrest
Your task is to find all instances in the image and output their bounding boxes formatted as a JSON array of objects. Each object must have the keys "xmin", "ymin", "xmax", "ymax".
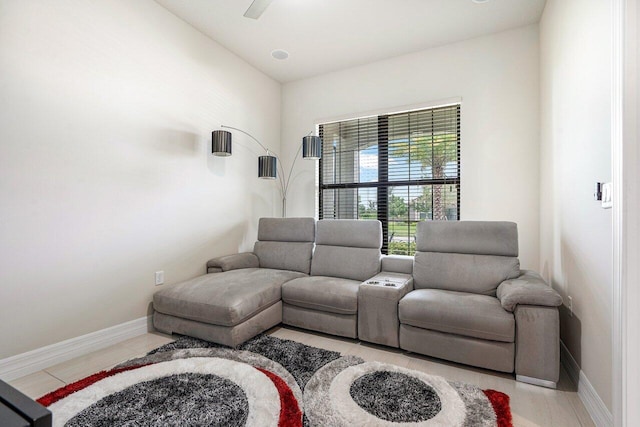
[
  {"xmin": 206, "ymin": 252, "xmax": 259, "ymax": 272},
  {"xmin": 381, "ymin": 255, "xmax": 414, "ymax": 274},
  {"xmin": 497, "ymin": 270, "xmax": 563, "ymax": 312}
]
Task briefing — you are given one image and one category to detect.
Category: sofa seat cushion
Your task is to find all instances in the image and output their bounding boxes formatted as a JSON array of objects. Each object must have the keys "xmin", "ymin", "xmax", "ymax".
[
  {"xmin": 153, "ymin": 268, "xmax": 305, "ymax": 327},
  {"xmin": 282, "ymin": 276, "xmax": 361, "ymax": 315},
  {"xmin": 398, "ymin": 289, "xmax": 515, "ymax": 342}
]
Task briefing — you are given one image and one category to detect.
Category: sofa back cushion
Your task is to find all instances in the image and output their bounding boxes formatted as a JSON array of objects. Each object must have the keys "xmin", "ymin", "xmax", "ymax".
[
  {"xmin": 253, "ymin": 217, "xmax": 315, "ymax": 274},
  {"xmin": 416, "ymin": 221, "xmax": 519, "ymax": 256},
  {"xmin": 257, "ymin": 217, "xmax": 316, "ymax": 242},
  {"xmin": 310, "ymin": 220, "xmax": 382, "ymax": 281},
  {"xmin": 413, "ymin": 221, "xmax": 521, "ymax": 295}
]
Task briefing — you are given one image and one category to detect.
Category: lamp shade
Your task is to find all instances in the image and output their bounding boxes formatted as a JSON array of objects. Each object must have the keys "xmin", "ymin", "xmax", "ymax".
[
  {"xmin": 258, "ymin": 155, "xmax": 277, "ymax": 179},
  {"xmin": 302, "ymin": 135, "xmax": 322, "ymax": 159},
  {"xmin": 212, "ymin": 130, "xmax": 232, "ymax": 156}
]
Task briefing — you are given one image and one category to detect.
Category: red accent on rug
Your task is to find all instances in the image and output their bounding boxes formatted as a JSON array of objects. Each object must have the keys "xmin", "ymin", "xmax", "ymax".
[
  {"xmin": 37, "ymin": 364, "xmax": 149, "ymax": 407},
  {"xmin": 483, "ymin": 389, "xmax": 513, "ymax": 427},
  {"xmin": 257, "ymin": 367, "xmax": 303, "ymax": 427},
  {"xmin": 38, "ymin": 362, "xmax": 302, "ymax": 427}
]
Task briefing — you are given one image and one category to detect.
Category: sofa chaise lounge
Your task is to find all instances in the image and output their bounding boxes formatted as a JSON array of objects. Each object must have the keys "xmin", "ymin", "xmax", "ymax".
[
  {"xmin": 152, "ymin": 217, "xmax": 563, "ymax": 388},
  {"xmin": 153, "ymin": 217, "xmax": 315, "ymax": 347}
]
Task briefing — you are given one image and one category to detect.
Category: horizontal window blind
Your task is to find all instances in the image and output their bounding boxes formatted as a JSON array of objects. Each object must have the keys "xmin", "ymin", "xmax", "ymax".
[{"xmin": 319, "ymin": 104, "xmax": 460, "ymax": 255}]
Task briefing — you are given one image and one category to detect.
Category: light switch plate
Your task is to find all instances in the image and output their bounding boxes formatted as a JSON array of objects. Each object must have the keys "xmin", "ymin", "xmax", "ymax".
[{"xmin": 601, "ymin": 182, "xmax": 613, "ymax": 209}]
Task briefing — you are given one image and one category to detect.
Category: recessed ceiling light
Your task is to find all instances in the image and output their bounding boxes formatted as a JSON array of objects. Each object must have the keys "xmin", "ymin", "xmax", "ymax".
[
  {"xmin": 271, "ymin": 49, "xmax": 289, "ymax": 60},
  {"xmin": 472, "ymin": 0, "xmax": 490, "ymax": 3}
]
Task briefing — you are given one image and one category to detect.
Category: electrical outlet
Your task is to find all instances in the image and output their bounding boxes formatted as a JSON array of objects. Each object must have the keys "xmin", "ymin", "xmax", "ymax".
[
  {"xmin": 155, "ymin": 271, "xmax": 164, "ymax": 286},
  {"xmin": 567, "ymin": 296, "xmax": 573, "ymax": 317}
]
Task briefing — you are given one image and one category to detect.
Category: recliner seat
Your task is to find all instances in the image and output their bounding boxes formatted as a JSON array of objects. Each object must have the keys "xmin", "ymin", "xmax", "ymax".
[
  {"xmin": 281, "ymin": 219, "xmax": 382, "ymax": 338},
  {"xmin": 398, "ymin": 221, "xmax": 563, "ymax": 387}
]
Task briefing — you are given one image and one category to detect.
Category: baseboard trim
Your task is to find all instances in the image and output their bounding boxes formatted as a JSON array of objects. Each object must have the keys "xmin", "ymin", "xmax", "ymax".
[
  {"xmin": 560, "ymin": 341, "xmax": 613, "ymax": 427},
  {"xmin": 515, "ymin": 374, "xmax": 557, "ymax": 389},
  {"xmin": 560, "ymin": 340, "xmax": 580, "ymax": 385},
  {"xmin": 0, "ymin": 316, "xmax": 151, "ymax": 382}
]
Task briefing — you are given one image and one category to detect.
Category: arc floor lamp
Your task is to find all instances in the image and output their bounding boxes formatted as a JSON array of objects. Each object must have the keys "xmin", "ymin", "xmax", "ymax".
[{"xmin": 212, "ymin": 125, "xmax": 322, "ymax": 217}]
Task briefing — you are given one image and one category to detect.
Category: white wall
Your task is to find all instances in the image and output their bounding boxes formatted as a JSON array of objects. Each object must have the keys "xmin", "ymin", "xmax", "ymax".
[
  {"xmin": 282, "ymin": 25, "xmax": 540, "ymax": 269},
  {"xmin": 0, "ymin": 0, "xmax": 281, "ymax": 359},
  {"xmin": 539, "ymin": 0, "xmax": 612, "ymax": 411}
]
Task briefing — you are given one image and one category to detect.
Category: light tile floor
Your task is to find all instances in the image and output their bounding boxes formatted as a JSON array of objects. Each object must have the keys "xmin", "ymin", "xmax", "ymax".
[
  {"xmin": 8, "ymin": 333, "xmax": 175, "ymax": 398},
  {"xmin": 9, "ymin": 327, "xmax": 595, "ymax": 427}
]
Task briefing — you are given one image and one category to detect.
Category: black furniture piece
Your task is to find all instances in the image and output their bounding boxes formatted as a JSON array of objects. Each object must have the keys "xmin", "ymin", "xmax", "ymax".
[{"xmin": 0, "ymin": 380, "xmax": 51, "ymax": 427}]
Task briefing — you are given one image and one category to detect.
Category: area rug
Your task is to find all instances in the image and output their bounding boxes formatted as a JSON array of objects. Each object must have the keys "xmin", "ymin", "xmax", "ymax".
[{"xmin": 38, "ymin": 335, "xmax": 513, "ymax": 426}]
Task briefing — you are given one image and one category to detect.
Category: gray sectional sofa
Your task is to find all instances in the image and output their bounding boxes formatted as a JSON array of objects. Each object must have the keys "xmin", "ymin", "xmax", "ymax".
[{"xmin": 152, "ymin": 217, "xmax": 563, "ymax": 388}]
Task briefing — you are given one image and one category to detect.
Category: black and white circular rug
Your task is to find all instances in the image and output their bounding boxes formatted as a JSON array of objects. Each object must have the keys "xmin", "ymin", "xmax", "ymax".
[{"xmin": 38, "ymin": 335, "xmax": 512, "ymax": 426}]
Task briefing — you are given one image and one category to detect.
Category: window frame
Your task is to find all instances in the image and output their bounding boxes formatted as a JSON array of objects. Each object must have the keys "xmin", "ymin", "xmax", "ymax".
[{"xmin": 318, "ymin": 104, "xmax": 461, "ymax": 255}]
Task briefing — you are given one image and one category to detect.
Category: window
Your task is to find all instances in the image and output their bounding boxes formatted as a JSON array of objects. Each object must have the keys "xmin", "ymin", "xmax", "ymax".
[{"xmin": 318, "ymin": 104, "xmax": 460, "ymax": 255}]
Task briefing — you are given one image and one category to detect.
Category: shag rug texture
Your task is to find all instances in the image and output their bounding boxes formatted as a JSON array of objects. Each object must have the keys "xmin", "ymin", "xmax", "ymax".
[{"xmin": 38, "ymin": 335, "xmax": 513, "ymax": 426}]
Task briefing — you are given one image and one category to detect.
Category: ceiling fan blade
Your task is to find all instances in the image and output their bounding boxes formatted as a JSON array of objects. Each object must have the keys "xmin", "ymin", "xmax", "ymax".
[{"xmin": 243, "ymin": 0, "xmax": 275, "ymax": 19}]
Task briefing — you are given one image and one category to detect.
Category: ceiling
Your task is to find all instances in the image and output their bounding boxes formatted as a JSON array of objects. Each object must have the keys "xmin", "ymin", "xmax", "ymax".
[{"xmin": 155, "ymin": 0, "xmax": 546, "ymax": 83}]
